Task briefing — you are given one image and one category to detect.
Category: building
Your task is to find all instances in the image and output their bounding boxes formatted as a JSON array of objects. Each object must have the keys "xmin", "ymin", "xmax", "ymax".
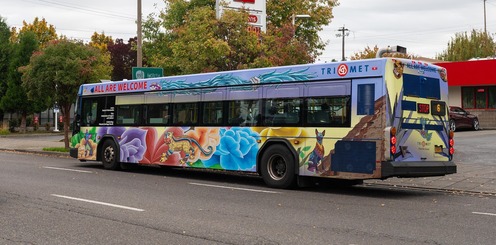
[{"xmin": 436, "ymin": 59, "xmax": 496, "ymax": 129}]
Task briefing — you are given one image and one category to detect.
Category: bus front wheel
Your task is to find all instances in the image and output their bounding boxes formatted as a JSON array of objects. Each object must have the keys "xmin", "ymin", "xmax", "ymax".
[
  {"xmin": 260, "ymin": 145, "xmax": 295, "ymax": 189},
  {"xmin": 101, "ymin": 140, "xmax": 120, "ymax": 170}
]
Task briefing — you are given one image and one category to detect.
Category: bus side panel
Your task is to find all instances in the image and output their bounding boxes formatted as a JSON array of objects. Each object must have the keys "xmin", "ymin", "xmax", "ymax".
[{"xmin": 297, "ymin": 77, "xmax": 386, "ymax": 179}]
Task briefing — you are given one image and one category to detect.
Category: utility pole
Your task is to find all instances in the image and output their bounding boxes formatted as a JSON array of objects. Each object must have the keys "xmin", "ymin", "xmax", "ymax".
[
  {"xmin": 137, "ymin": 0, "xmax": 143, "ymax": 67},
  {"xmin": 336, "ymin": 26, "xmax": 349, "ymax": 61},
  {"xmin": 483, "ymin": 0, "xmax": 487, "ymax": 34}
]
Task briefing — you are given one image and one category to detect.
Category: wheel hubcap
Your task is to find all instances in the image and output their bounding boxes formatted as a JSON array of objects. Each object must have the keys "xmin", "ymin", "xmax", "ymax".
[
  {"xmin": 104, "ymin": 146, "xmax": 114, "ymax": 163},
  {"xmin": 268, "ymin": 155, "xmax": 286, "ymax": 180}
]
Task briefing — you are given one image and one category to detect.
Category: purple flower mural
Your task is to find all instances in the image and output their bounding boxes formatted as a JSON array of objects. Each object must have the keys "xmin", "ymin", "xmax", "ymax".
[{"xmin": 97, "ymin": 127, "xmax": 147, "ymax": 163}]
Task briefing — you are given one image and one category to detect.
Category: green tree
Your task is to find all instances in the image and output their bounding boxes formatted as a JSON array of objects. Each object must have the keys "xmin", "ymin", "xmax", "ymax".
[
  {"xmin": 437, "ymin": 29, "xmax": 495, "ymax": 61},
  {"xmin": 0, "ymin": 31, "xmax": 40, "ymax": 133},
  {"xmin": 267, "ymin": 0, "xmax": 338, "ymax": 58},
  {"xmin": 350, "ymin": 45, "xmax": 415, "ymax": 60},
  {"xmin": 21, "ymin": 39, "xmax": 111, "ymax": 147},
  {"xmin": 0, "ymin": 17, "xmax": 12, "ymax": 125},
  {"xmin": 11, "ymin": 17, "xmax": 58, "ymax": 47}
]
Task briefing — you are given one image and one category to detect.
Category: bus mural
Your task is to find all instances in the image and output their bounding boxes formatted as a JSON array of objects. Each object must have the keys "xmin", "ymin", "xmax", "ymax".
[{"xmin": 70, "ymin": 58, "xmax": 456, "ymax": 188}]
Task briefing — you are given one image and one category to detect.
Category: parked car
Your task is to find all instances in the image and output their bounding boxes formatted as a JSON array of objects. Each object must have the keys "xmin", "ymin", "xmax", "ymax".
[{"xmin": 449, "ymin": 106, "xmax": 480, "ymax": 131}]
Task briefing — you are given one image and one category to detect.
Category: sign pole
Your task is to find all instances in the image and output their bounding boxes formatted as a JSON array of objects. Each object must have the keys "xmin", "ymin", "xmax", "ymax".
[{"xmin": 53, "ymin": 106, "xmax": 60, "ymax": 132}]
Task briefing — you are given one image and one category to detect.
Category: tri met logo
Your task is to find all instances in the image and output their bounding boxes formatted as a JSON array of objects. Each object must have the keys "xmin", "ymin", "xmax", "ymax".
[{"xmin": 321, "ymin": 64, "xmax": 372, "ymax": 77}]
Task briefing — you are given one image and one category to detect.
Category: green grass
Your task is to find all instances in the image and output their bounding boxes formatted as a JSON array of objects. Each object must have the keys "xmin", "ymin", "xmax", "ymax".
[
  {"xmin": 0, "ymin": 129, "xmax": 10, "ymax": 135},
  {"xmin": 43, "ymin": 147, "xmax": 69, "ymax": 153}
]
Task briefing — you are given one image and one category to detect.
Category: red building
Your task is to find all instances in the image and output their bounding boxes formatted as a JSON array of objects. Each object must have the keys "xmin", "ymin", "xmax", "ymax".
[{"xmin": 436, "ymin": 59, "xmax": 496, "ymax": 129}]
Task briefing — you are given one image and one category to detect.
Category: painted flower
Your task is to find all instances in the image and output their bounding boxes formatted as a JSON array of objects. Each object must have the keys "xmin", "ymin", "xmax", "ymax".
[
  {"xmin": 119, "ymin": 128, "xmax": 147, "ymax": 163},
  {"xmin": 97, "ymin": 127, "xmax": 147, "ymax": 163},
  {"xmin": 254, "ymin": 127, "xmax": 309, "ymax": 146},
  {"xmin": 203, "ymin": 127, "xmax": 260, "ymax": 171}
]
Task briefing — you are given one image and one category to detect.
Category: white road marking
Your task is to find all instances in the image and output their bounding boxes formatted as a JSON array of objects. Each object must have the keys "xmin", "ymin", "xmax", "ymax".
[
  {"xmin": 51, "ymin": 194, "xmax": 145, "ymax": 212},
  {"xmin": 189, "ymin": 182, "xmax": 281, "ymax": 194},
  {"xmin": 43, "ymin": 166, "xmax": 93, "ymax": 174},
  {"xmin": 472, "ymin": 212, "xmax": 496, "ymax": 217}
]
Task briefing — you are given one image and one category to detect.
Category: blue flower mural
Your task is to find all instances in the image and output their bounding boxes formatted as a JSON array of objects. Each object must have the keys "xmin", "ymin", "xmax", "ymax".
[{"xmin": 203, "ymin": 127, "xmax": 260, "ymax": 171}]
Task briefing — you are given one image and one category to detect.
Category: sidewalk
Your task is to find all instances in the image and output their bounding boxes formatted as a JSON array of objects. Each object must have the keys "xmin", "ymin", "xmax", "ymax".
[{"xmin": 0, "ymin": 132, "xmax": 495, "ymax": 195}]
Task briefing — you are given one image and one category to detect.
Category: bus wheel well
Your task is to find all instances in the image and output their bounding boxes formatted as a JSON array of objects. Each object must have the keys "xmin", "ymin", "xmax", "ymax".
[
  {"xmin": 97, "ymin": 136, "xmax": 119, "ymax": 162},
  {"xmin": 257, "ymin": 139, "xmax": 299, "ymax": 176}
]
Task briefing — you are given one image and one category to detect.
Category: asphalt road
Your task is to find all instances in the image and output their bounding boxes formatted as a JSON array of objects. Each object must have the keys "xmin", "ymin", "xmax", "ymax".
[{"xmin": 1, "ymin": 151, "xmax": 495, "ymax": 244}]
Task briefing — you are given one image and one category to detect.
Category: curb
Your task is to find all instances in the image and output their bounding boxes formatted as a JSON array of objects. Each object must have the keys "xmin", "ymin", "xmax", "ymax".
[{"xmin": 0, "ymin": 148, "xmax": 70, "ymax": 158}]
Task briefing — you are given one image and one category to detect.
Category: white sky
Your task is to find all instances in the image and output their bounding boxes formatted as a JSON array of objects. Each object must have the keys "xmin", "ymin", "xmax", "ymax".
[{"xmin": 1, "ymin": 0, "xmax": 495, "ymax": 62}]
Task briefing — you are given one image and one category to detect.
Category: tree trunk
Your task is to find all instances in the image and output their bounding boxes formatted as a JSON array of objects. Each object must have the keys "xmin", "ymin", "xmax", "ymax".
[
  {"xmin": 20, "ymin": 111, "xmax": 27, "ymax": 133},
  {"xmin": 62, "ymin": 103, "xmax": 71, "ymax": 149}
]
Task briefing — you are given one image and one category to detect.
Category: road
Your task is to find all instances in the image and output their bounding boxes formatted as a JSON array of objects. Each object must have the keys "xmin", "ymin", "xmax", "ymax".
[{"xmin": 1, "ymin": 151, "xmax": 495, "ymax": 244}]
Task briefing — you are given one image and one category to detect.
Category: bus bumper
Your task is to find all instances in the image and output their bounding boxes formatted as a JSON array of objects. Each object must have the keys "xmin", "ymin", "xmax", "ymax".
[
  {"xmin": 381, "ymin": 161, "xmax": 456, "ymax": 178},
  {"xmin": 69, "ymin": 148, "xmax": 78, "ymax": 158}
]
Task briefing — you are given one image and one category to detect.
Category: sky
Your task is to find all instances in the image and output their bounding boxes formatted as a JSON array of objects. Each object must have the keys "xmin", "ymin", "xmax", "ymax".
[{"xmin": 1, "ymin": 0, "xmax": 495, "ymax": 62}]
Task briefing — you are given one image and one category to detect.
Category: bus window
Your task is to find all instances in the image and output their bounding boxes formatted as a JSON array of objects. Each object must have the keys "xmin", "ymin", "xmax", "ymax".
[
  {"xmin": 357, "ymin": 84, "xmax": 375, "ymax": 115},
  {"xmin": 173, "ymin": 103, "xmax": 198, "ymax": 125},
  {"xmin": 146, "ymin": 104, "xmax": 170, "ymax": 125},
  {"xmin": 228, "ymin": 100, "xmax": 260, "ymax": 126},
  {"xmin": 116, "ymin": 105, "xmax": 142, "ymax": 125},
  {"xmin": 203, "ymin": 101, "xmax": 223, "ymax": 125},
  {"xmin": 306, "ymin": 97, "xmax": 350, "ymax": 126},
  {"xmin": 81, "ymin": 97, "xmax": 106, "ymax": 126},
  {"xmin": 263, "ymin": 98, "xmax": 301, "ymax": 126}
]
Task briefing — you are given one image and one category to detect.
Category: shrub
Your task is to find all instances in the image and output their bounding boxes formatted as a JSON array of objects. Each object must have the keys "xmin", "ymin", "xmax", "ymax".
[
  {"xmin": 0, "ymin": 128, "xmax": 10, "ymax": 135},
  {"xmin": 8, "ymin": 119, "xmax": 19, "ymax": 132}
]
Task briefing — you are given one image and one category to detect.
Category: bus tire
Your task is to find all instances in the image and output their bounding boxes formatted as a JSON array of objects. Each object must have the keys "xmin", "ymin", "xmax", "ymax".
[
  {"xmin": 101, "ymin": 140, "xmax": 120, "ymax": 170},
  {"xmin": 260, "ymin": 144, "xmax": 296, "ymax": 189}
]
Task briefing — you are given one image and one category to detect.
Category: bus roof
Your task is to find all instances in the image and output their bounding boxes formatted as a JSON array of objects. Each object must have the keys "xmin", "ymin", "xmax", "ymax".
[{"xmin": 79, "ymin": 58, "xmax": 442, "ymax": 96}]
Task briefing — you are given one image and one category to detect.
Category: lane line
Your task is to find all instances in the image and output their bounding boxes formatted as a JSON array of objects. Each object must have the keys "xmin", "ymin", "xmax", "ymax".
[
  {"xmin": 51, "ymin": 194, "xmax": 145, "ymax": 212},
  {"xmin": 189, "ymin": 182, "xmax": 281, "ymax": 194},
  {"xmin": 472, "ymin": 212, "xmax": 496, "ymax": 217},
  {"xmin": 43, "ymin": 166, "xmax": 93, "ymax": 174}
]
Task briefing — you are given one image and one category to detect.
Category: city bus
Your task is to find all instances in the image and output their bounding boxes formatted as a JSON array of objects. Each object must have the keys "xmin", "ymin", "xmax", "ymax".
[{"xmin": 70, "ymin": 58, "xmax": 456, "ymax": 188}]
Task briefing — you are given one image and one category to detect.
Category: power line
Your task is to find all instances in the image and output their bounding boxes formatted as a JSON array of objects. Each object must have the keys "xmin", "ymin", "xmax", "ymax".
[{"xmin": 20, "ymin": 0, "xmax": 135, "ymax": 21}]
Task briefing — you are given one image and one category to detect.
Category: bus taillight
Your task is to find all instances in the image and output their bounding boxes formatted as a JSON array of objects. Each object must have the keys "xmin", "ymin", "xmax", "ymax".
[
  {"xmin": 449, "ymin": 130, "xmax": 455, "ymax": 155},
  {"xmin": 390, "ymin": 127, "xmax": 397, "ymax": 155}
]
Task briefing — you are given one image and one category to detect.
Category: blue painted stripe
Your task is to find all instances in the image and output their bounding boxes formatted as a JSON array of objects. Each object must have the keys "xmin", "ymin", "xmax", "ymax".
[
  {"xmin": 402, "ymin": 123, "xmax": 444, "ymax": 131},
  {"xmin": 402, "ymin": 100, "xmax": 417, "ymax": 111}
]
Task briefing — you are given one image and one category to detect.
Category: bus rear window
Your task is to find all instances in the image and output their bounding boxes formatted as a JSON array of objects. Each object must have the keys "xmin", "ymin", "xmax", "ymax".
[{"xmin": 403, "ymin": 74, "xmax": 440, "ymax": 100}]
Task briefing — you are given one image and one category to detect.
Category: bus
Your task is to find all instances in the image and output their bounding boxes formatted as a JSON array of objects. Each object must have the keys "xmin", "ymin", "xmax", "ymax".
[{"xmin": 70, "ymin": 58, "xmax": 456, "ymax": 188}]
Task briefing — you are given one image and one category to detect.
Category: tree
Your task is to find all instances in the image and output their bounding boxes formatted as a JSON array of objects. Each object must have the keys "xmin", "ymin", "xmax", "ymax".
[
  {"xmin": 437, "ymin": 29, "xmax": 495, "ymax": 61},
  {"xmin": 11, "ymin": 17, "xmax": 58, "ymax": 47},
  {"xmin": 108, "ymin": 37, "xmax": 138, "ymax": 80},
  {"xmin": 267, "ymin": 0, "xmax": 338, "ymax": 58},
  {"xmin": 89, "ymin": 32, "xmax": 113, "ymax": 53},
  {"xmin": 21, "ymin": 40, "xmax": 112, "ymax": 148},
  {"xmin": 0, "ymin": 31, "xmax": 40, "ymax": 133},
  {"xmin": 350, "ymin": 45, "xmax": 415, "ymax": 60},
  {"xmin": 0, "ymin": 17, "xmax": 12, "ymax": 124},
  {"xmin": 142, "ymin": 0, "xmax": 339, "ymax": 74}
]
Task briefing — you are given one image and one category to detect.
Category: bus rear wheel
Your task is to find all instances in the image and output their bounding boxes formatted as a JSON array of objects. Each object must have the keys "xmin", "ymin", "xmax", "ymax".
[
  {"xmin": 260, "ymin": 145, "xmax": 295, "ymax": 189},
  {"xmin": 101, "ymin": 140, "xmax": 120, "ymax": 170}
]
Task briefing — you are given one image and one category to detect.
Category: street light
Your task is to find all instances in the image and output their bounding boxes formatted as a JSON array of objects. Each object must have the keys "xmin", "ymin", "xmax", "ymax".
[{"xmin": 291, "ymin": 14, "xmax": 310, "ymax": 26}]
